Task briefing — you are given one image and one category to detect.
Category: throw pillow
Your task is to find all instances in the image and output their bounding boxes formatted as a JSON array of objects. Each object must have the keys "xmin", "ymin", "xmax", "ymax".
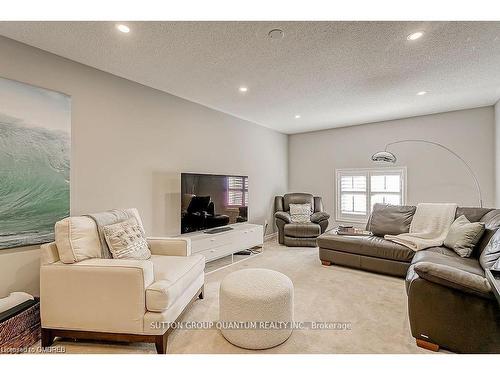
[
  {"xmin": 366, "ymin": 203, "xmax": 416, "ymax": 236},
  {"xmin": 480, "ymin": 228, "xmax": 500, "ymax": 269},
  {"xmin": 494, "ymin": 257, "xmax": 500, "ymax": 271},
  {"xmin": 444, "ymin": 215, "xmax": 485, "ymax": 258},
  {"xmin": 103, "ymin": 217, "xmax": 151, "ymax": 260},
  {"xmin": 55, "ymin": 216, "xmax": 102, "ymax": 264},
  {"xmin": 289, "ymin": 203, "xmax": 312, "ymax": 223}
]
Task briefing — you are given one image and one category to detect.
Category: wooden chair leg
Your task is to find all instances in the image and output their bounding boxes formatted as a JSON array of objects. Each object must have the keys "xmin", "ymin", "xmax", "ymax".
[
  {"xmin": 154, "ymin": 285, "xmax": 202, "ymax": 354},
  {"xmin": 155, "ymin": 332, "xmax": 168, "ymax": 354},
  {"xmin": 321, "ymin": 260, "xmax": 332, "ymax": 266},
  {"xmin": 41, "ymin": 328, "xmax": 54, "ymax": 348},
  {"xmin": 416, "ymin": 338, "xmax": 439, "ymax": 352}
]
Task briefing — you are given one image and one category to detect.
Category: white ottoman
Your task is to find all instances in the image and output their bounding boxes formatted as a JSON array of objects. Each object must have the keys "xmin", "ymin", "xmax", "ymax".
[{"xmin": 219, "ymin": 268, "xmax": 294, "ymax": 349}]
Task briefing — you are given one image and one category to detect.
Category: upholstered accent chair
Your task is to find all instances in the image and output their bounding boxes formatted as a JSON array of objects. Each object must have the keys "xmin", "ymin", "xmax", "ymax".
[
  {"xmin": 274, "ymin": 193, "xmax": 330, "ymax": 247},
  {"xmin": 39, "ymin": 208, "xmax": 205, "ymax": 354}
]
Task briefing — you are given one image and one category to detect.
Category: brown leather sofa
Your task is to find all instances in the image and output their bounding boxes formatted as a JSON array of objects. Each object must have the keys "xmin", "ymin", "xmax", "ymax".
[
  {"xmin": 274, "ymin": 193, "xmax": 329, "ymax": 247},
  {"xmin": 318, "ymin": 204, "xmax": 500, "ymax": 353},
  {"xmin": 318, "ymin": 204, "xmax": 417, "ymax": 277}
]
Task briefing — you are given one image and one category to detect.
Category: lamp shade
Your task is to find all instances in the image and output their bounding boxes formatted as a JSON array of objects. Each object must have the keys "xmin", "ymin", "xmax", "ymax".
[{"xmin": 371, "ymin": 150, "xmax": 397, "ymax": 163}]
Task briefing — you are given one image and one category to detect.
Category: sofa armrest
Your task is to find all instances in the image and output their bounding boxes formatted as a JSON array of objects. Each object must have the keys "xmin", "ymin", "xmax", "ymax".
[
  {"xmin": 414, "ymin": 261, "xmax": 492, "ymax": 299},
  {"xmin": 275, "ymin": 211, "xmax": 292, "ymax": 223},
  {"xmin": 311, "ymin": 211, "xmax": 330, "ymax": 223},
  {"xmin": 41, "ymin": 242, "xmax": 60, "ymax": 265},
  {"xmin": 147, "ymin": 237, "xmax": 191, "ymax": 256},
  {"xmin": 40, "ymin": 258, "xmax": 154, "ymax": 334}
]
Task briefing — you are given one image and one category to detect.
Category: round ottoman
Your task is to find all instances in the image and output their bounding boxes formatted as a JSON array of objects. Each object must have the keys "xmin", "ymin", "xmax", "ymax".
[{"xmin": 219, "ymin": 268, "xmax": 294, "ymax": 349}]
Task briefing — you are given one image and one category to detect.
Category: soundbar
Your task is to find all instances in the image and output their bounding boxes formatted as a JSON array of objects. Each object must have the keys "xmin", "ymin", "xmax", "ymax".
[{"xmin": 204, "ymin": 226, "xmax": 234, "ymax": 234}]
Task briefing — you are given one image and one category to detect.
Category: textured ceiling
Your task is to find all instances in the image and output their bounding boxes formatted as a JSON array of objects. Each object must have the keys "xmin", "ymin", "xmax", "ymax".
[{"xmin": 1, "ymin": 21, "xmax": 499, "ymax": 134}]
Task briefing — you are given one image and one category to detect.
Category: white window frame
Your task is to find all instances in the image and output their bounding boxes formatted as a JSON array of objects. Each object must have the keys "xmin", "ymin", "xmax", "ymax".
[
  {"xmin": 335, "ymin": 167, "xmax": 407, "ymax": 223},
  {"xmin": 226, "ymin": 176, "xmax": 248, "ymax": 207}
]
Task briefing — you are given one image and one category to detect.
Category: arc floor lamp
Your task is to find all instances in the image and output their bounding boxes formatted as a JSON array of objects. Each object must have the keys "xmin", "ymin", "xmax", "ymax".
[{"xmin": 371, "ymin": 139, "xmax": 483, "ymax": 208}]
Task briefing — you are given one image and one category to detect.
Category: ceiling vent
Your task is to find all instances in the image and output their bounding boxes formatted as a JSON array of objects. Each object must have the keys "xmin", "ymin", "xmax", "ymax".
[{"xmin": 268, "ymin": 29, "xmax": 284, "ymax": 40}]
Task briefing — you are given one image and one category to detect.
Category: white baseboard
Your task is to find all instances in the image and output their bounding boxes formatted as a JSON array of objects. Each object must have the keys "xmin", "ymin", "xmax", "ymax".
[{"xmin": 264, "ymin": 232, "xmax": 277, "ymax": 241}]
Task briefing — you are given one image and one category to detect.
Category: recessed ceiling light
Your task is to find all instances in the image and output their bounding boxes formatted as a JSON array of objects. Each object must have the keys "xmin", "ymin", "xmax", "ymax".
[
  {"xmin": 417, "ymin": 91, "xmax": 427, "ymax": 96},
  {"xmin": 294, "ymin": 114, "xmax": 301, "ymax": 119},
  {"xmin": 116, "ymin": 24, "xmax": 130, "ymax": 33},
  {"xmin": 239, "ymin": 86, "xmax": 248, "ymax": 93},
  {"xmin": 407, "ymin": 31, "xmax": 424, "ymax": 41}
]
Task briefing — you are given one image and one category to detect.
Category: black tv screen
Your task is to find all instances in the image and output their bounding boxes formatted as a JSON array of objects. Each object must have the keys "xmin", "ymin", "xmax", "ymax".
[{"xmin": 181, "ymin": 173, "xmax": 248, "ymax": 234}]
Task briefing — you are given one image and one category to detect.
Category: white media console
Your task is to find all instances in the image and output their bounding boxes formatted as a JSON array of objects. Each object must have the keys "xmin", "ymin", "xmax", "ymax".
[{"xmin": 179, "ymin": 223, "xmax": 264, "ymax": 263}]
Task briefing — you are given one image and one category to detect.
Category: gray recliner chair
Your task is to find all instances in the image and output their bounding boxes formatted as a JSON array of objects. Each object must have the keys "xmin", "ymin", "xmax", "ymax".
[{"xmin": 274, "ymin": 193, "xmax": 330, "ymax": 247}]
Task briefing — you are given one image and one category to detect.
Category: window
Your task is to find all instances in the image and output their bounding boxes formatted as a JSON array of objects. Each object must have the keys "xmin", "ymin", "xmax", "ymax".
[
  {"xmin": 227, "ymin": 176, "xmax": 248, "ymax": 206},
  {"xmin": 335, "ymin": 168, "xmax": 406, "ymax": 222}
]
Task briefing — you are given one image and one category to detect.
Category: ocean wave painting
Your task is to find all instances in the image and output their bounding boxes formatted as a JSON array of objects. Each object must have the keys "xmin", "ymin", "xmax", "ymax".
[{"xmin": 0, "ymin": 77, "xmax": 70, "ymax": 249}]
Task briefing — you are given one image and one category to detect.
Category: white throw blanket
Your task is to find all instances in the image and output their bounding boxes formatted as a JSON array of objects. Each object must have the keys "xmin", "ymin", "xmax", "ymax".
[
  {"xmin": 85, "ymin": 209, "xmax": 136, "ymax": 259},
  {"xmin": 385, "ymin": 203, "xmax": 457, "ymax": 251}
]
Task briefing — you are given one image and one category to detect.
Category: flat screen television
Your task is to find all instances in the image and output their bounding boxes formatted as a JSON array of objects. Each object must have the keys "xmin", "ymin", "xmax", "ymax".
[{"xmin": 181, "ymin": 173, "xmax": 248, "ymax": 234}]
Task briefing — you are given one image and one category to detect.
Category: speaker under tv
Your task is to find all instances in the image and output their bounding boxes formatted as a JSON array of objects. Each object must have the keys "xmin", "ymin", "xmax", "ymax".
[{"xmin": 181, "ymin": 173, "xmax": 248, "ymax": 234}]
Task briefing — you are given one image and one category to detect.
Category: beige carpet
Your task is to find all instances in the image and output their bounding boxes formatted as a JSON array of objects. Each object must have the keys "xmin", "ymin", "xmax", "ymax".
[{"xmin": 36, "ymin": 239, "xmax": 433, "ymax": 354}]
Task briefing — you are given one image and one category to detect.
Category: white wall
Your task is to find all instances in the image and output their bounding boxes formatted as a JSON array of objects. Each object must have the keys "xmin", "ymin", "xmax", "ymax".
[
  {"xmin": 496, "ymin": 100, "xmax": 500, "ymax": 206},
  {"xmin": 0, "ymin": 36, "xmax": 288, "ymax": 297},
  {"xmin": 1, "ymin": 34, "xmax": 497, "ymax": 298},
  {"xmin": 289, "ymin": 107, "xmax": 495, "ymax": 228}
]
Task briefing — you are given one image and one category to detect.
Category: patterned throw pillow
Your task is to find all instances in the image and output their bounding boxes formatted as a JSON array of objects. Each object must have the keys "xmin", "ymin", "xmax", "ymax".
[
  {"xmin": 494, "ymin": 258, "xmax": 500, "ymax": 271},
  {"xmin": 103, "ymin": 217, "xmax": 151, "ymax": 260},
  {"xmin": 289, "ymin": 203, "xmax": 312, "ymax": 223},
  {"xmin": 480, "ymin": 228, "xmax": 500, "ymax": 269}
]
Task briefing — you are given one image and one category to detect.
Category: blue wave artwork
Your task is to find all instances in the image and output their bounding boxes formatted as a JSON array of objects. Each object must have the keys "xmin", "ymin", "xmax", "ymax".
[{"xmin": 0, "ymin": 77, "xmax": 71, "ymax": 249}]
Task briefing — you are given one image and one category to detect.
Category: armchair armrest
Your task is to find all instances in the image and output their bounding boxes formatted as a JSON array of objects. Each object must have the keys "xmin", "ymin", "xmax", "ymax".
[
  {"xmin": 275, "ymin": 211, "xmax": 292, "ymax": 223},
  {"xmin": 148, "ymin": 237, "xmax": 191, "ymax": 256},
  {"xmin": 311, "ymin": 211, "xmax": 330, "ymax": 223},
  {"xmin": 40, "ymin": 258, "xmax": 154, "ymax": 334},
  {"xmin": 414, "ymin": 261, "xmax": 492, "ymax": 299},
  {"xmin": 207, "ymin": 202, "xmax": 215, "ymax": 216}
]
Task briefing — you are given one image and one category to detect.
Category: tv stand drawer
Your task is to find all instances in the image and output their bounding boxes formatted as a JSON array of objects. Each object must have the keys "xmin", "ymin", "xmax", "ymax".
[
  {"xmin": 180, "ymin": 224, "xmax": 264, "ymax": 262},
  {"xmin": 198, "ymin": 245, "xmax": 234, "ymax": 262},
  {"xmin": 191, "ymin": 235, "xmax": 233, "ymax": 253}
]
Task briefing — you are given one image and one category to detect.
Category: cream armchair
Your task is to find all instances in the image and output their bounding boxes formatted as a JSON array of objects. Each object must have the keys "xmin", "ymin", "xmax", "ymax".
[{"xmin": 40, "ymin": 213, "xmax": 205, "ymax": 354}]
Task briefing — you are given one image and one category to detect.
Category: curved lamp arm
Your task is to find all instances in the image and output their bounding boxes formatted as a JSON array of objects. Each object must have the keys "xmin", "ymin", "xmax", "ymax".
[{"xmin": 384, "ymin": 139, "xmax": 482, "ymax": 208}]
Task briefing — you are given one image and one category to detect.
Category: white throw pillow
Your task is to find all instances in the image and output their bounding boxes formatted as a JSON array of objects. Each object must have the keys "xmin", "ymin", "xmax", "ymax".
[
  {"xmin": 289, "ymin": 203, "xmax": 312, "ymax": 223},
  {"xmin": 493, "ymin": 258, "xmax": 500, "ymax": 271},
  {"xmin": 444, "ymin": 215, "xmax": 485, "ymax": 257},
  {"xmin": 55, "ymin": 216, "xmax": 102, "ymax": 264},
  {"xmin": 103, "ymin": 217, "xmax": 151, "ymax": 260}
]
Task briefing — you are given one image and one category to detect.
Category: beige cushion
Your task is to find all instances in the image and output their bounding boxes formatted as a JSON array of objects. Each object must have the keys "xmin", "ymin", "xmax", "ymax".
[
  {"xmin": 148, "ymin": 237, "xmax": 192, "ymax": 256},
  {"xmin": 146, "ymin": 254, "xmax": 205, "ymax": 312},
  {"xmin": 55, "ymin": 216, "xmax": 102, "ymax": 264},
  {"xmin": 103, "ymin": 217, "xmax": 151, "ymax": 260},
  {"xmin": 40, "ymin": 242, "xmax": 60, "ymax": 265},
  {"xmin": 444, "ymin": 215, "xmax": 485, "ymax": 257},
  {"xmin": 289, "ymin": 203, "xmax": 312, "ymax": 223},
  {"xmin": 143, "ymin": 273, "xmax": 205, "ymax": 334}
]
